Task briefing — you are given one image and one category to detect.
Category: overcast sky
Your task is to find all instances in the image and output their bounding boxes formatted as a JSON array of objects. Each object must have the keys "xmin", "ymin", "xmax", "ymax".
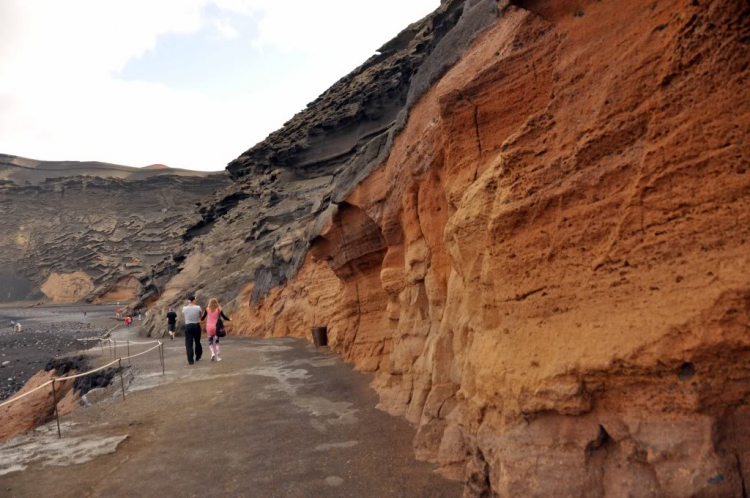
[{"xmin": 0, "ymin": 0, "xmax": 439, "ymax": 171}]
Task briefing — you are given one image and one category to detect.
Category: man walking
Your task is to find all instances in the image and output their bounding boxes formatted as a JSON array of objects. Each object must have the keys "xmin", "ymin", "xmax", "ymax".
[
  {"xmin": 166, "ymin": 308, "xmax": 177, "ymax": 340},
  {"xmin": 182, "ymin": 295, "xmax": 203, "ymax": 365}
]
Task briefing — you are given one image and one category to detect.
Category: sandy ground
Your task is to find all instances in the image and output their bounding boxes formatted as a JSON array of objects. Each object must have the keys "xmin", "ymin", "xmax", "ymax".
[
  {"xmin": 0, "ymin": 324, "xmax": 461, "ymax": 497},
  {"xmin": 0, "ymin": 304, "xmax": 119, "ymax": 400}
]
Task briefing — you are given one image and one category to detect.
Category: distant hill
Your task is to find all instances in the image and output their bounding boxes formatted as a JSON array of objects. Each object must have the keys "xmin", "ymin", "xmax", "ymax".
[
  {"xmin": 0, "ymin": 153, "xmax": 229, "ymax": 303},
  {"xmin": 0, "ymin": 153, "xmax": 219, "ymax": 185}
]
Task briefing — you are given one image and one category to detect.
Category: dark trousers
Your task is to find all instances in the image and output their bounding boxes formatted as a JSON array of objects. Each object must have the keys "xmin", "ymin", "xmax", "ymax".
[{"xmin": 184, "ymin": 323, "xmax": 202, "ymax": 364}]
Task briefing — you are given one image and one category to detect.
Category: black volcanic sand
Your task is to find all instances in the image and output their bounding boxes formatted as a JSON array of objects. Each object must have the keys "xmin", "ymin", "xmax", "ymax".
[{"xmin": 0, "ymin": 304, "xmax": 118, "ymax": 400}]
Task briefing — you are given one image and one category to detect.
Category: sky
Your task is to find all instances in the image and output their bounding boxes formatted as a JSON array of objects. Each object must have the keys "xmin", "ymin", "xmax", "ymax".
[{"xmin": 0, "ymin": 0, "xmax": 440, "ymax": 171}]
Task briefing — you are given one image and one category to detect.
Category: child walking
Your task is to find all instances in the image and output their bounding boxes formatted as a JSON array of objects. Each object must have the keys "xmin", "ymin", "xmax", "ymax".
[{"xmin": 201, "ymin": 298, "xmax": 231, "ymax": 362}]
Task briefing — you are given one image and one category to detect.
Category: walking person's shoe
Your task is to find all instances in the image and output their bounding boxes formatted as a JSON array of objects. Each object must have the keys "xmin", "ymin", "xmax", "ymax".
[
  {"xmin": 211, "ymin": 354, "xmax": 215, "ymax": 361},
  {"xmin": 217, "ymin": 355, "xmax": 222, "ymax": 362}
]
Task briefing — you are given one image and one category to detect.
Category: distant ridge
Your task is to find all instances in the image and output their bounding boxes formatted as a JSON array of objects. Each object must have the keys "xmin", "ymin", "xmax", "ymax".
[{"xmin": 0, "ymin": 153, "xmax": 222, "ymax": 185}]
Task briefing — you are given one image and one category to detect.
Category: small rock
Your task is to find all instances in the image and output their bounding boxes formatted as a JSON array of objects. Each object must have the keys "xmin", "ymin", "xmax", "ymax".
[
  {"xmin": 325, "ymin": 476, "xmax": 344, "ymax": 487},
  {"xmin": 1, "ymin": 361, "xmax": 8, "ymax": 367}
]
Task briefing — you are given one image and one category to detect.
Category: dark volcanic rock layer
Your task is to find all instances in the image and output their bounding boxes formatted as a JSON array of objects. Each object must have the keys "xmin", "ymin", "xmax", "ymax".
[
  {"xmin": 0, "ymin": 173, "xmax": 229, "ymax": 302},
  {"xmin": 139, "ymin": 0, "xmax": 749, "ymax": 496},
  {"xmin": 138, "ymin": 0, "xmax": 499, "ymax": 313}
]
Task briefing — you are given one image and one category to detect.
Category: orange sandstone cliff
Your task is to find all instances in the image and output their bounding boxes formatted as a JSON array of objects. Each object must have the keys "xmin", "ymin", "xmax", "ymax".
[{"xmin": 143, "ymin": 0, "xmax": 750, "ymax": 495}]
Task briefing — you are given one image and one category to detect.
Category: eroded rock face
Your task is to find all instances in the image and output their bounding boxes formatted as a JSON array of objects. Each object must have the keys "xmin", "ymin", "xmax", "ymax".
[
  {"xmin": 39, "ymin": 272, "xmax": 95, "ymax": 303},
  {"xmin": 139, "ymin": 0, "xmax": 500, "ymax": 316},
  {"xmin": 143, "ymin": 0, "xmax": 750, "ymax": 495},
  {"xmin": 0, "ymin": 171, "xmax": 229, "ymax": 303},
  {"xmin": 0, "ymin": 366, "xmax": 80, "ymax": 441},
  {"xmin": 0, "ymin": 356, "xmax": 120, "ymax": 441}
]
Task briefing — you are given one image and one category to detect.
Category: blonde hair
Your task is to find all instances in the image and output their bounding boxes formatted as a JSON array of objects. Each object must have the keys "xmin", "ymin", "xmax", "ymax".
[{"xmin": 207, "ymin": 298, "xmax": 220, "ymax": 311}]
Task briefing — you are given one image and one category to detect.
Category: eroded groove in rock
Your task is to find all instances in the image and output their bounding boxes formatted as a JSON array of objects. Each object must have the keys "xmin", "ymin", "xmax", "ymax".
[{"xmin": 141, "ymin": 0, "xmax": 750, "ymax": 495}]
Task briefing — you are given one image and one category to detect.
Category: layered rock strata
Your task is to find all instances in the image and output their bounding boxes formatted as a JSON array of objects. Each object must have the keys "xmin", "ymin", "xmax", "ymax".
[
  {"xmin": 138, "ymin": 0, "xmax": 500, "ymax": 313},
  {"xmin": 0, "ymin": 173, "xmax": 228, "ymax": 302},
  {"xmin": 143, "ymin": 0, "xmax": 750, "ymax": 495}
]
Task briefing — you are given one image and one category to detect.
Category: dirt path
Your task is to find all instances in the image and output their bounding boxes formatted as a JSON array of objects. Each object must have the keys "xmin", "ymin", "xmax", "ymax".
[{"xmin": 0, "ymin": 325, "xmax": 460, "ymax": 497}]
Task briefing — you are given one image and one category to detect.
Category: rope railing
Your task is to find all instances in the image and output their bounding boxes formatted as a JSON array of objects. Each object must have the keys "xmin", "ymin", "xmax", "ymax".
[
  {"xmin": 0, "ymin": 379, "xmax": 54, "ymax": 409},
  {"xmin": 78, "ymin": 337, "xmax": 161, "ymax": 347},
  {"xmin": 108, "ymin": 339, "xmax": 161, "ymax": 345},
  {"xmin": 0, "ymin": 330, "xmax": 167, "ymax": 438},
  {"xmin": 75, "ymin": 323, "xmax": 121, "ymax": 342},
  {"xmin": 76, "ymin": 323, "xmax": 162, "ymax": 364},
  {"xmin": 53, "ymin": 358, "xmax": 120, "ymax": 382}
]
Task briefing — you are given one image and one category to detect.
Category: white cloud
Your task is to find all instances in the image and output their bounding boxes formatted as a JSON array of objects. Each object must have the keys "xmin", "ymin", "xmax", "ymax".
[
  {"xmin": 0, "ymin": 1, "xmax": 204, "ymax": 80},
  {"xmin": 0, "ymin": 0, "xmax": 440, "ymax": 171},
  {"xmin": 248, "ymin": 0, "xmax": 436, "ymax": 55},
  {"xmin": 212, "ymin": 17, "xmax": 239, "ymax": 39}
]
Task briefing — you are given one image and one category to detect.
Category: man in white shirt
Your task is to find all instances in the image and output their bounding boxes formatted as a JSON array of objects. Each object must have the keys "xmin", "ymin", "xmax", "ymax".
[{"xmin": 182, "ymin": 295, "xmax": 203, "ymax": 365}]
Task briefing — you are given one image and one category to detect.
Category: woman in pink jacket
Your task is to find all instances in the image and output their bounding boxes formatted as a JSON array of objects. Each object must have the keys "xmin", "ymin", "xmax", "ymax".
[{"xmin": 201, "ymin": 298, "xmax": 231, "ymax": 362}]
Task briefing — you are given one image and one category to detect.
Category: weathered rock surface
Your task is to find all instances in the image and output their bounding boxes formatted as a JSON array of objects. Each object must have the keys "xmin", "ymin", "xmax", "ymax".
[
  {"xmin": 140, "ymin": 0, "xmax": 748, "ymax": 495},
  {"xmin": 139, "ymin": 0, "xmax": 500, "ymax": 314},
  {"xmin": 0, "ymin": 353, "xmax": 121, "ymax": 441},
  {"xmin": 0, "ymin": 360, "xmax": 84, "ymax": 440},
  {"xmin": 0, "ymin": 159, "xmax": 229, "ymax": 302}
]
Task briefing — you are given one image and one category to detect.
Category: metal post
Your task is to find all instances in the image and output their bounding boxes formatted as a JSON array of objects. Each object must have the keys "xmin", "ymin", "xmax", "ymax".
[
  {"xmin": 114, "ymin": 340, "xmax": 117, "ymax": 359},
  {"xmin": 127, "ymin": 341, "xmax": 130, "ymax": 365},
  {"xmin": 100, "ymin": 340, "xmax": 104, "ymax": 356},
  {"xmin": 160, "ymin": 343, "xmax": 165, "ymax": 376},
  {"xmin": 50, "ymin": 379, "xmax": 61, "ymax": 439},
  {"xmin": 109, "ymin": 339, "xmax": 112, "ymax": 357},
  {"xmin": 118, "ymin": 359, "xmax": 126, "ymax": 401}
]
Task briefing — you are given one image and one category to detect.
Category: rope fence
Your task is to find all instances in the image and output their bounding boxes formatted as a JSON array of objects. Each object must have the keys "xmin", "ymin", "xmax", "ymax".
[
  {"xmin": 77, "ymin": 324, "xmax": 162, "ymax": 365},
  {"xmin": 0, "ymin": 379, "xmax": 54, "ymax": 409},
  {"xmin": 1, "ymin": 326, "xmax": 167, "ymax": 438}
]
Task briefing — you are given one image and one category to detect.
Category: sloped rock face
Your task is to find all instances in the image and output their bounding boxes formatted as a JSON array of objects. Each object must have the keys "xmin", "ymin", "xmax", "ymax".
[
  {"xmin": 139, "ymin": 0, "xmax": 500, "ymax": 315},
  {"xmin": 0, "ymin": 174, "xmax": 228, "ymax": 302},
  {"xmin": 143, "ymin": 0, "xmax": 750, "ymax": 495}
]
